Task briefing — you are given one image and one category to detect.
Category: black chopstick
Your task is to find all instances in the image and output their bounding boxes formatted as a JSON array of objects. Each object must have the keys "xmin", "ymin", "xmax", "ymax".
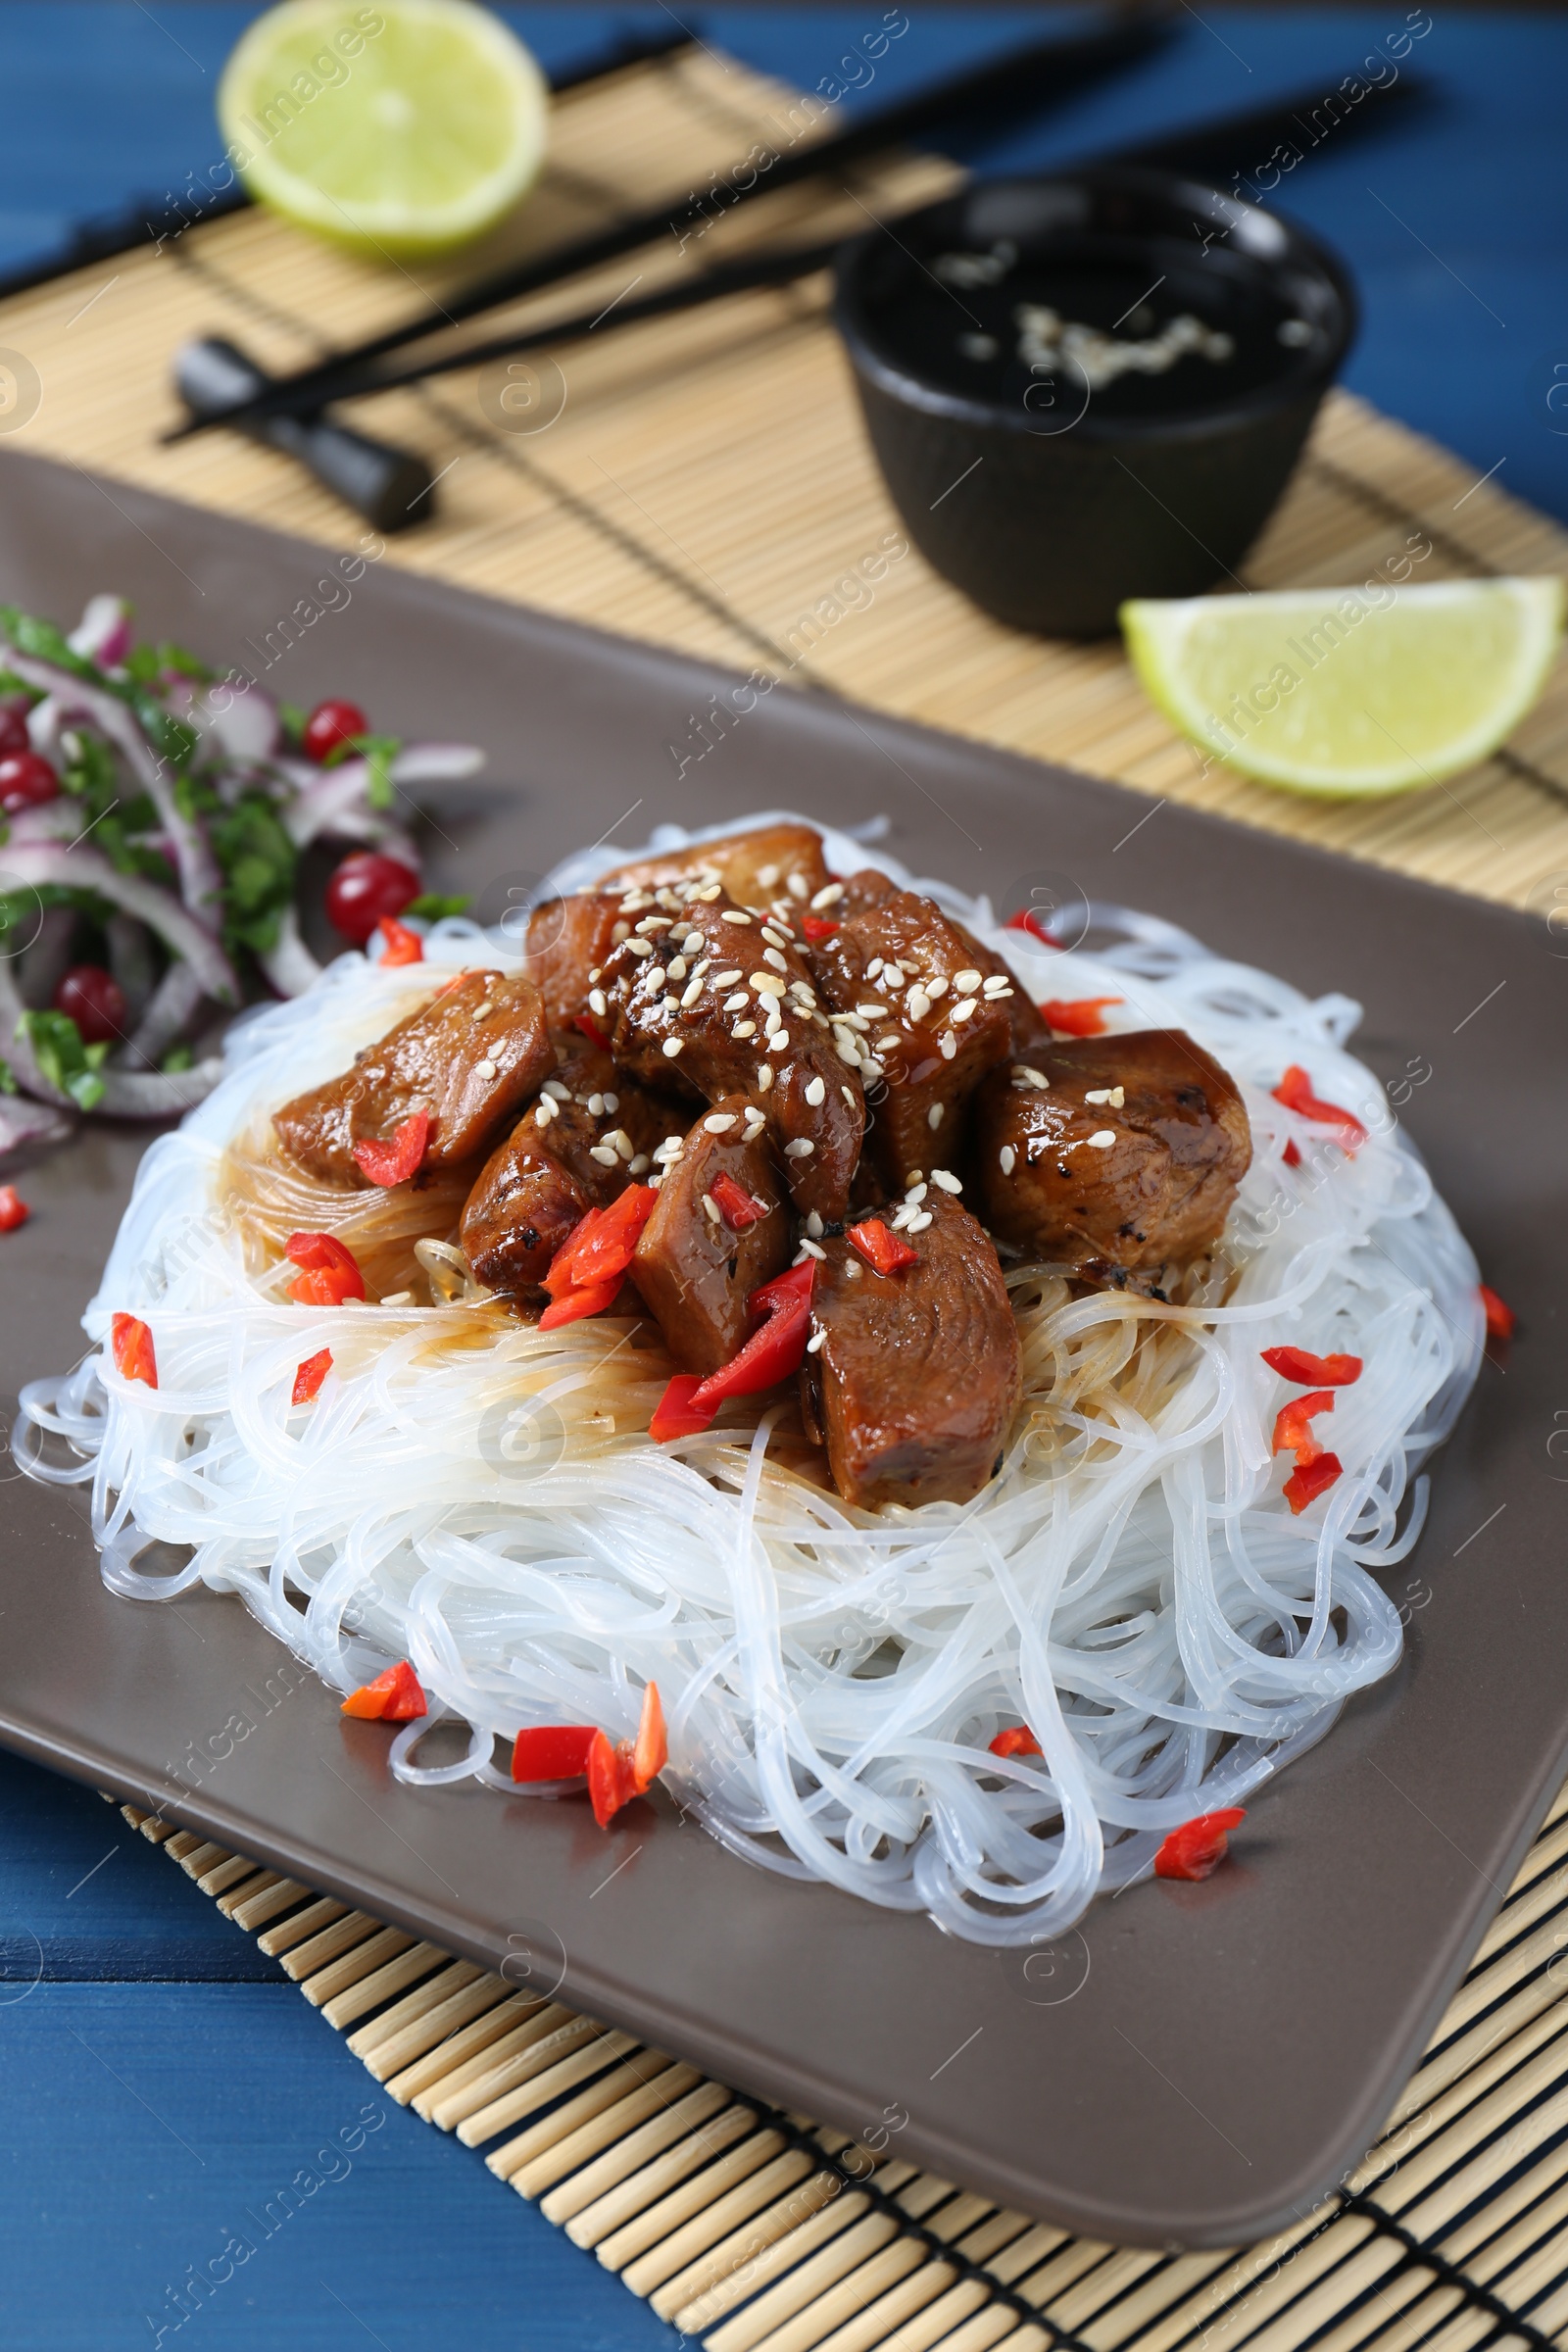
[
  {"xmin": 163, "ymin": 9, "xmax": 1175, "ymax": 443},
  {"xmin": 0, "ymin": 21, "xmax": 697, "ymax": 313},
  {"xmin": 176, "ymin": 62, "xmax": 1428, "ymax": 432}
]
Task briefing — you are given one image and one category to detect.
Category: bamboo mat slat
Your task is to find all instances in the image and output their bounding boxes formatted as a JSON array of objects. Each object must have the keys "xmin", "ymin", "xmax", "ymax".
[
  {"xmin": 2, "ymin": 44, "xmax": 1565, "ymax": 920},
  {"xmin": 103, "ymin": 1776, "xmax": 1568, "ymax": 2352},
  {"xmin": 43, "ymin": 36, "xmax": 1568, "ymax": 2348}
]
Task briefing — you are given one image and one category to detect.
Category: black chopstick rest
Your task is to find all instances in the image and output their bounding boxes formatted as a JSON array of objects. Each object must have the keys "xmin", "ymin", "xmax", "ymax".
[{"xmin": 172, "ymin": 336, "xmax": 436, "ymax": 532}]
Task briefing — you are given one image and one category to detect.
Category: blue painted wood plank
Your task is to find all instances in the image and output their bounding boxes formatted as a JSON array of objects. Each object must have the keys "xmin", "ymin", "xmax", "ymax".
[{"xmin": 0, "ymin": 1982, "xmax": 676, "ymax": 2351}]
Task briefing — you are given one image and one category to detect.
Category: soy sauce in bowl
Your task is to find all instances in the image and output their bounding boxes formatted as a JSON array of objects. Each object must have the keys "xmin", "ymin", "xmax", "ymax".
[{"xmin": 833, "ymin": 171, "xmax": 1356, "ymax": 635}]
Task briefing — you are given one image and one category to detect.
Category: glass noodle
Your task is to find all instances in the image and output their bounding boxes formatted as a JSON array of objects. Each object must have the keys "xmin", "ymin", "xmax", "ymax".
[{"xmin": 14, "ymin": 814, "xmax": 1482, "ymax": 1942}]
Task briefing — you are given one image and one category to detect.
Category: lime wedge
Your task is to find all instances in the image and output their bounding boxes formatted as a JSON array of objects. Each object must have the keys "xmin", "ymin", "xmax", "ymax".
[
  {"xmin": 1121, "ymin": 578, "xmax": 1565, "ymax": 796},
  {"xmin": 219, "ymin": 0, "xmax": 549, "ymax": 258}
]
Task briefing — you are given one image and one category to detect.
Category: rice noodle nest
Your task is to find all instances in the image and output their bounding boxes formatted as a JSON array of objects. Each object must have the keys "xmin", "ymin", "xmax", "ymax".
[{"xmin": 14, "ymin": 812, "xmax": 1482, "ymax": 1943}]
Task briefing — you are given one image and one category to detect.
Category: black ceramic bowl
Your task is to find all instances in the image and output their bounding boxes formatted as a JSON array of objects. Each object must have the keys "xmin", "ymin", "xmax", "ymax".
[{"xmin": 833, "ymin": 168, "xmax": 1357, "ymax": 636}]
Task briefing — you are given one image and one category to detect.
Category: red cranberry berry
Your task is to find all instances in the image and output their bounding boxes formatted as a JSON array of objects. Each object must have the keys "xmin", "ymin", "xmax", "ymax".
[
  {"xmin": 0, "ymin": 750, "xmax": 60, "ymax": 814},
  {"xmin": 302, "ymin": 699, "xmax": 369, "ymax": 763},
  {"xmin": 324, "ymin": 851, "xmax": 419, "ymax": 947},
  {"xmin": 54, "ymin": 964, "xmax": 128, "ymax": 1047}
]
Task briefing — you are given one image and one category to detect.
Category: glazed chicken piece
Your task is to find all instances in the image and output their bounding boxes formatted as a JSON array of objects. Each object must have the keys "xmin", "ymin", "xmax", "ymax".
[
  {"xmin": 600, "ymin": 890, "xmax": 863, "ymax": 1221},
  {"xmin": 460, "ymin": 1033, "xmax": 679, "ymax": 1298},
  {"xmin": 808, "ymin": 886, "xmax": 1015, "ymax": 1190},
  {"xmin": 801, "ymin": 1188, "xmax": 1022, "ymax": 1509},
  {"xmin": 522, "ymin": 893, "xmax": 621, "ymax": 1029},
  {"xmin": 631, "ymin": 1097, "xmax": 792, "ymax": 1374},
  {"xmin": 599, "ymin": 822, "xmax": 831, "ymax": 914},
  {"xmin": 969, "ymin": 1030, "xmax": 1251, "ymax": 1278},
  {"xmin": 273, "ymin": 970, "xmax": 550, "ymax": 1188}
]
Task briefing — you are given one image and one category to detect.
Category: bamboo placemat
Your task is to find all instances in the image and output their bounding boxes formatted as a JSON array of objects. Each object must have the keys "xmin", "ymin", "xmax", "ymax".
[
  {"xmin": 113, "ymin": 1781, "xmax": 1568, "ymax": 2352},
  {"xmin": 24, "ymin": 36, "xmax": 1568, "ymax": 2348},
  {"xmin": 1, "ymin": 42, "xmax": 1565, "ymax": 918}
]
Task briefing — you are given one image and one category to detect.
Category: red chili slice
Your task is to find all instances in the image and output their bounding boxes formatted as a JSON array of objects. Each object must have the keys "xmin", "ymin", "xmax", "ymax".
[
  {"xmin": 341, "ymin": 1660, "xmax": 426, "ymax": 1721},
  {"xmin": 545, "ymin": 1184, "xmax": 658, "ymax": 1298},
  {"xmin": 539, "ymin": 1277, "xmax": 623, "ymax": 1331},
  {"xmin": 511, "ymin": 1724, "xmax": 598, "ymax": 1782},
  {"xmin": 375, "ymin": 914, "xmax": 424, "ymax": 966},
  {"xmin": 1004, "ymin": 909, "xmax": 1060, "ymax": 949},
  {"xmin": 0, "ymin": 1183, "xmax": 29, "ymax": 1232},
  {"xmin": 989, "ymin": 1725, "xmax": 1043, "ymax": 1759},
  {"xmin": 111, "ymin": 1311, "xmax": 158, "ymax": 1389},
  {"xmin": 848, "ymin": 1218, "xmax": 918, "ymax": 1277},
  {"xmin": 1154, "ymin": 1807, "xmax": 1246, "ymax": 1882},
  {"xmin": 285, "ymin": 1231, "xmax": 366, "ymax": 1306},
  {"xmin": 1271, "ymin": 1390, "xmax": 1336, "ymax": 1467},
  {"xmin": 1479, "ymin": 1285, "xmax": 1515, "ymax": 1342},
  {"xmin": 800, "ymin": 914, "xmax": 839, "ymax": 941},
  {"xmin": 573, "ymin": 1010, "xmax": 612, "ymax": 1053},
  {"xmin": 710, "ymin": 1170, "xmax": 766, "ymax": 1232},
  {"xmin": 1283, "ymin": 1451, "xmax": 1344, "ymax": 1514},
  {"xmin": 1260, "ymin": 1346, "xmax": 1362, "ymax": 1387},
  {"xmin": 291, "ymin": 1347, "xmax": 332, "ymax": 1405},
  {"xmin": 1272, "ymin": 1064, "xmax": 1366, "ymax": 1152},
  {"xmin": 352, "ymin": 1106, "xmax": 429, "ymax": 1189},
  {"xmin": 651, "ymin": 1371, "xmax": 711, "ymax": 1441},
  {"xmin": 586, "ymin": 1682, "xmax": 667, "ymax": 1826},
  {"xmin": 1041, "ymin": 997, "xmax": 1121, "ymax": 1037},
  {"xmin": 1282, "ymin": 1140, "xmax": 1302, "ymax": 1168}
]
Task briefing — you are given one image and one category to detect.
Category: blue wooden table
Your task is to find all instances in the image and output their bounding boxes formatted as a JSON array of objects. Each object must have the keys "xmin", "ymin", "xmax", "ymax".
[{"xmin": 1, "ymin": 8, "xmax": 1565, "ymax": 2345}]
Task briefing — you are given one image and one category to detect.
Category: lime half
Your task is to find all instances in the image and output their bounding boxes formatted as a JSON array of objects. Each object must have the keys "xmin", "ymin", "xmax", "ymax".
[
  {"xmin": 220, "ymin": 0, "xmax": 549, "ymax": 258},
  {"xmin": 1121, "ymin": 577, "xmax": 1565, "ymax": 796}
]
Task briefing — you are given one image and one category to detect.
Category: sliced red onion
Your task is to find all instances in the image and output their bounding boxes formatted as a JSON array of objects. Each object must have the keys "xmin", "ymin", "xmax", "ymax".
[
  {"xmin": 0, "ymin": 956, "xmax": 65, "ymax": 1104},
  {"xmin": 96, "ymin": 1059, "xmax": 222, "ymax": 1118},
  {"xmin": 196, "ymin": 678, "xmax": 280, "ymax": 764},
  {"xmin": 1, "ymin": 648, "xmax": 224, "ymax": 925},
  {"xmin": 281, "ymin": 758, "xmax": 372, "ymax": 847},
  {"xmin": 0, "ymin": 1089, "xmax": 72, "ymax": 1157},
  {"xmin": 125, "ymin": 958, "xmax": 204, "ymax": 1069},
  {"xmin": 390, "ymin": 743, "xmax": 484, "ymax": 785},
  {"xmin": 6, "ymin": 800, "xmax": 82, "ymax": 845},
  {"xmin": 1, "ymin": 842, "xmax": 236, "ymax": 1003},
  {"xmin": 258, "ymin": 904, "xmax": 324, "ymax": 999},
  {"xmin": 68, "ymin": 594, "xmax": 133, "ymax": 670}
]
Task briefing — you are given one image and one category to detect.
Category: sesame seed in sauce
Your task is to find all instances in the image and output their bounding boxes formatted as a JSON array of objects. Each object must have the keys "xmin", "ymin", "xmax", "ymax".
[
  {"xmin": 907, "ymin": 987, "xmax": 931, "ymax": 1022},
  {"xmin": 667, "ymin": 956, "xmax": 688, "ymax": 982},
  {"xmin": 472, "ymin": 1001, "xmax": 494, "ymax": 1020},
  {"xmin": 807, "ymin": 1329, "xmax": 826, "ymax": 1353},
  {"xmin": 662, "ymin": 1038, "xmax": 684, "ymax": 1058},
  {"xmin": 588, "ymin": 988, "xmax": 609, "ymax": 1017},
  {"xmin": 762, "ymin": 947, "xmax": 788, "ymax": 974},
  {"xmin": 474, "ymin": 1058, "xmax": 497, "ymax": 1082},
  {"xmin": 787, "ymin": 871, "xmax": 809, "ymax": 900},
  {"xmin": 810, "ymin": 882, "xmax": 844, "ymax": 910},
  {"xmin": 931, "ymin": 1169, "xmax": 962, "ymax": 1194},
  {"xmin": 951, "ymin": 998, "xmax": 978, "ymax": 1024},
  {"xmin": 840, "ymin": 1086, "xmax": 856, "ymax": 1107},
  {"xmin": 954, "ymin": 968, "xmax": 982, "ymax": 992},
  {"xmin": 768, "ymin": 1031, "xmax": 790, "ymax": 1054},
  {"xmin": 733, "ymin": 1020, "xmax": 757, "ymax": 1040},
  {"xmin": 720, "ymin": 909, "xmax": 751, "ymax": 924},
  {"xmin": 712, "ymin": 969, "xmax": 742, "ymax": 987},
  {"xmin": 805, "ymin": 1076, "xmax": 826, "ymax": 1106},
  {"xmin": 1000, "ymin": 1144, "xmax": 1016, "ymax": 1174},
  {"xmin": 927, "ymin": 1102, "xmax": 944, "ymax": 1129},
  {"xmin": 939, "ymin": 1031, "xmax": 957, "ymax": 1060},
  {"xmin": 805, "ymin": 1209, "xmax": 824, "ymax": 1238},
  {"xmin": 628, "ymin": 1153, "xmax": 650, "ymax": 1175},
  {"xmin": 680, "ymin": 977, "xmax": 704, "ymax": 1008},
  {"xmin": 590, "ymin": 1144, "xmax": 618, "ymax": 1167},
  {"xmin": 1085, "ymin": 1086, "xmax": 1126, "ymax": 1108},
  {"xmin": 705, "ymin": 1112, "xmax": 738, "ymax": 1133},
  {"xmin": 1087, "ymin": 1129, "xmax": 1116, "ymax": 1149},
  {"xmin": 603, "ymin": 1093, "xmax": 618, "ymax": 1113},
  {"xmin": 757, "ymin": 1064, "xmax": 773, "ymax": 1091},
  {"xmin": 757, "ymin": 864, "xmax": 780, "ymax": 891},
  {"xmin": 587, "ymin": 1093, "xmax": 606, "ymax": 1116},
  {"xmin": 543, "ymin": 1079, "xmax": 571, "ymax": 1101},
  {"xmin": 906, "ymin": 1210, "xmax": 933, "ymax": 1233},
  {"xmin": 625, "ymin": 936, "xmax": 653, "ymax": 958},
  {"xmin": 381, "ymin": 1291, "xmax": 414, "ymax": 1306},
  {"xmin": 703, "ymin": 1194, "xmax": 722, "ymax": 1224}
]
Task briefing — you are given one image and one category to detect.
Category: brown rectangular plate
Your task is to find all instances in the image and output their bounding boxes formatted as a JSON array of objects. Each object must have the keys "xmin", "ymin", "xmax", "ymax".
[{"xmin": 1, "ymin": 450, "xmax": 1563, "ymax": 2249}]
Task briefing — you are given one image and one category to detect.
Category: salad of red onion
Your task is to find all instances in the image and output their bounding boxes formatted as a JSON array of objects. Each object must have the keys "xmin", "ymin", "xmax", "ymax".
[{"xmin": 0, "ymin": 595, "xmax": 480, "ymax": 1150}]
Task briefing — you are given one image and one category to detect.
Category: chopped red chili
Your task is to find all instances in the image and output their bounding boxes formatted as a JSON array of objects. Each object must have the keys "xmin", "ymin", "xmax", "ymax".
[
  {"xmin": 1041, "ymin": 997, "xmax": 1121, "ymax": 1037},
  {"xmin": 1154, "ymin": 1807, "xmax": 1246, "ymax": 1882},
  {"xmin": 573, "ymin": 1010, "xmax": 612, "ymax": 1053},
  {"xmin": 352, "ymin": 1105, "xmax": 429, "ymax": 1189},
  {"xmin": 651, "ymin": 1260, "xmax": 816, "ymax": 1442},
  {"xmin": 1282, "ymin": 1139, "xmax": 1302, "ymax": 1168},
  {"xmin": 291, "ymin": 1347, "xmax": 332, "ymax": 1405},
  {"xmin": 341, "ymin": 1660, "xmax": 426, "ymax": 1721},
  {"xmin": 1479, "ymin": 1285, "xmax": 1515, "ymax": 1342},
  {"xmin": 587, "ymin": 1682, "xmax": 668, "ymax": 1827},
  {"xmin": 545, "ymin": 1184, "xmax": 658, "ymax": 1299},
  {"xmin": 0, "ymin": 1183, "xmax": 29, "ymax": 1232},
  {"xmin": 538, "ymin": 1276, "xmax": 623, "ymax": 1331},
  {"xmin": 989, "ymin": 1725, "xmax": 1043, "ymax": 1759},
  {"xmin": 375, "ymin": 914, "xmax": 423, "ymax": 966},
  {"xmin": 285, "ymin": 1230, "xmax": 366, "ymax": 1306},
  {"xmin": 1271, "ymin": 1390, "xmax": 1336, "ymax": 1466},
  {"xmin": 110, "ymin": 1311, "xmax": 158, "ymax": 1389},
  {"xmin": 511, "ymin": 1724, "xmax": 597, "ymax": 1782},
  {"xmin": 1004, "ymin": 908, "xmax": 1060, "ymax": 950},
  {"xmin": 800, "ymin": 914, "xmax": 840, "ymax": 941},
  {"xmin": 1283, "ymin": 1451, "xmax": 1344, "ymax": 1514},
  {"xmin": 650, "ymin": 1373, "xmax": 710, "ymax": 1442},
  {"xmin": 1272, "ymin": 1065, "xmax": 1366, "ymax": 1152},
  {"xmin": 848, "ymin": 1218, "xmax": 918, "ymax": 1277},
  {"xmin": 710, "ymin": 1170, "xmax": 766, "ymax": 1231},
  {"xmin": 1260, "ymin": 1346, "xmax": 1362, "ymax": 1387}
]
